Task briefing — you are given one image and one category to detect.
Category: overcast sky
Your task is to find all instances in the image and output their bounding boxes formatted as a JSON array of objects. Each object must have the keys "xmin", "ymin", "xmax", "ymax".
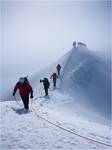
[{"xmin": 1, "ymin": 0, "xmax": 111, "ymax": 77}]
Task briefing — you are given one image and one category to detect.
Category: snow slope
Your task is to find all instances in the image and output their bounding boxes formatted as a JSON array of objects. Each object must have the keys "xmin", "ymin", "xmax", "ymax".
[
  {"xmin": 1, "ymin": 46, "xmax": 111, "ymax": 150},
  {"xmin": 1, "ymin": 48, "xmax": 71, "ymax": 101},
  {"xmin": 60, "ymin": 47, "xmax": 111, "ymax": 125},
  {"xmin": 2, "ymin": 46, "xmax": 111, "ymax": 124},
  {"xmin": 0, "ymin": 90, "xmax": 111, "ymax": 150},
  {"xmin": 29, "ymin": 46, "xmax": 111, "ymax": 125}
]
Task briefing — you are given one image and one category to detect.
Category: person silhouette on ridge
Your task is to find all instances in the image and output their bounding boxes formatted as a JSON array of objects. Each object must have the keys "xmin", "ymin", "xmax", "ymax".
[
  {"xmin": 50, "ymin": 72, "xmax": 58, "ymax": 87},
  {"xmin": 56, "ymin": 64, "xmax": 62, "ymax": 76},
  {"xmin": 40, "ymin": 78, "xmax": 50, "ymax": 96}
]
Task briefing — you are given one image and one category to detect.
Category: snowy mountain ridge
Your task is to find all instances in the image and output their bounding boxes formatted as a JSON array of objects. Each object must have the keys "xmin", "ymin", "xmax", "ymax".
[
  {"xmin": 0, "ymin": 46, "xmax": 111, "ymax": 150},
  {"xmin": 29, "ymin": 46, "xmax": 111, "ymax": 125},
  {"xmin": 1, "ymin": 46, "xmax": 111, "ymax": 125},
  {"xmin": 59, "ymin": 46, "xmax": 111, "ymax": 124}
]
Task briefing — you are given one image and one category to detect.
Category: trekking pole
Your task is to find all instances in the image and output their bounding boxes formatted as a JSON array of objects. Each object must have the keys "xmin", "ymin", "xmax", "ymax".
[{"xmin": 13, "ymin": 95, "xmax": 23, "ymax": 106}]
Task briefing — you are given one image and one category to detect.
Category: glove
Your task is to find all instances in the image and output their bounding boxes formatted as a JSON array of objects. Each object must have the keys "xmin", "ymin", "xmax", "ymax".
[{"xmin": 30, "ymin": 94, "xmax": 33, "ymax": 99}]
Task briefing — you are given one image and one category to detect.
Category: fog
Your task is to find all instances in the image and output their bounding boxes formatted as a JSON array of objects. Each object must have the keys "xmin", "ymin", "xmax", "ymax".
[{"xmin": 1, "ymin": 0, "xmax": 111, "ymax": 77}]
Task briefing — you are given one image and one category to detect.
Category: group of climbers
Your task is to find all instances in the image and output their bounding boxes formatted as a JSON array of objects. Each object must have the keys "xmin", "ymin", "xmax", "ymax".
[
  {"xmin": 40, "ymin": 64, "xmax": 61, "ymax": 96},
  {"xmin": 12, "ymin": 64, "xmax": 62, "ymax": 111},
  {"xmin": 73, "ymin": 41, "xmax": 87, "ymax": 48}
]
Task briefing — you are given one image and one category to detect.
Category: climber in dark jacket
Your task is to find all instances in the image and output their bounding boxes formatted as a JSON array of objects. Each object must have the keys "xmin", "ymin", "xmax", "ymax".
[
  {"xmin": 13, "ymin": 77, "xmax": 33, "ymax": 110},
  {"xmin": 40, "ymin": 78, "xmax": 50, "ymax": 96},
  {"xmin": 56, "ymin": 64, "xmax": 62, "ymax": 76}
]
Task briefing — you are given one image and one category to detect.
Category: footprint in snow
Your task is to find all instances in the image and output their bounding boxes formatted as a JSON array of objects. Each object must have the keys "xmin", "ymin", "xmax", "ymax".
[
  {"xmin": 105, "ymin": 136, "xmax": 111, "ymax": 141},
  {"xmin": 40, "ymin": 103, "xmax": 43, "ymax": 106},
  {"xmin": 56, "ymin": 121, "xmax": 61, "ymax": 125},
  {"xmin": 90, "ymin": 133, "xmax": 96, "ymax": 137},
  {"xmin": 55, "ymin": 145, "xmax": 64, "ymax": 149}
]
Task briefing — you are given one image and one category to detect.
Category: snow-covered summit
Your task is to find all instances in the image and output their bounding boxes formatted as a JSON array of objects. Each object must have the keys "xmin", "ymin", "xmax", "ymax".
[
  {"xmin": 29, "ymin": 46, "xmax": 111, "ymax": 125},
  {"xmin": 59, "ymin": 46, "xmax": 111, "ymax": 124}
]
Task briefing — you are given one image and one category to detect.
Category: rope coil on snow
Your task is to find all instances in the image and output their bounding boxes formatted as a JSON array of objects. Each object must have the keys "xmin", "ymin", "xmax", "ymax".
[{"xmin": 31, "ymin": 99, "xmax": 112, "ymax": 148}]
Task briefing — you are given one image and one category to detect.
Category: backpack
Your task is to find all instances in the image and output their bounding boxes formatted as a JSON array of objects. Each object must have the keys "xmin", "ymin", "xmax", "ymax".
[{"xmin": 44, "ymin": 78, "xmax": 50, "ymax": 88}]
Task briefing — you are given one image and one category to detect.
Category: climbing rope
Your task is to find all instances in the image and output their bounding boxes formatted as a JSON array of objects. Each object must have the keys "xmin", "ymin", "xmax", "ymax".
[{"xmin": 31, "ymin": 98, "xmax": 112, "ymax": 148}]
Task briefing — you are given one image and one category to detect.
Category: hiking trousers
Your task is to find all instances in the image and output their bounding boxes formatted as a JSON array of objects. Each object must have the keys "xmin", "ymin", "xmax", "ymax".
[{"xmin": 21, "ymin": 95, "xmax": 29, "ymax": 110}]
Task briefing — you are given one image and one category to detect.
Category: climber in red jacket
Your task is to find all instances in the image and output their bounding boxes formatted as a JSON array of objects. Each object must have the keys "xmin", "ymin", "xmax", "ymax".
[
  {"xmin": 13, "ymin": 77, "xmax": 33, "ymax": 110},
  {"xmin": 50, "ymin": 72, "xmax": 58, "ymax": 87}
]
